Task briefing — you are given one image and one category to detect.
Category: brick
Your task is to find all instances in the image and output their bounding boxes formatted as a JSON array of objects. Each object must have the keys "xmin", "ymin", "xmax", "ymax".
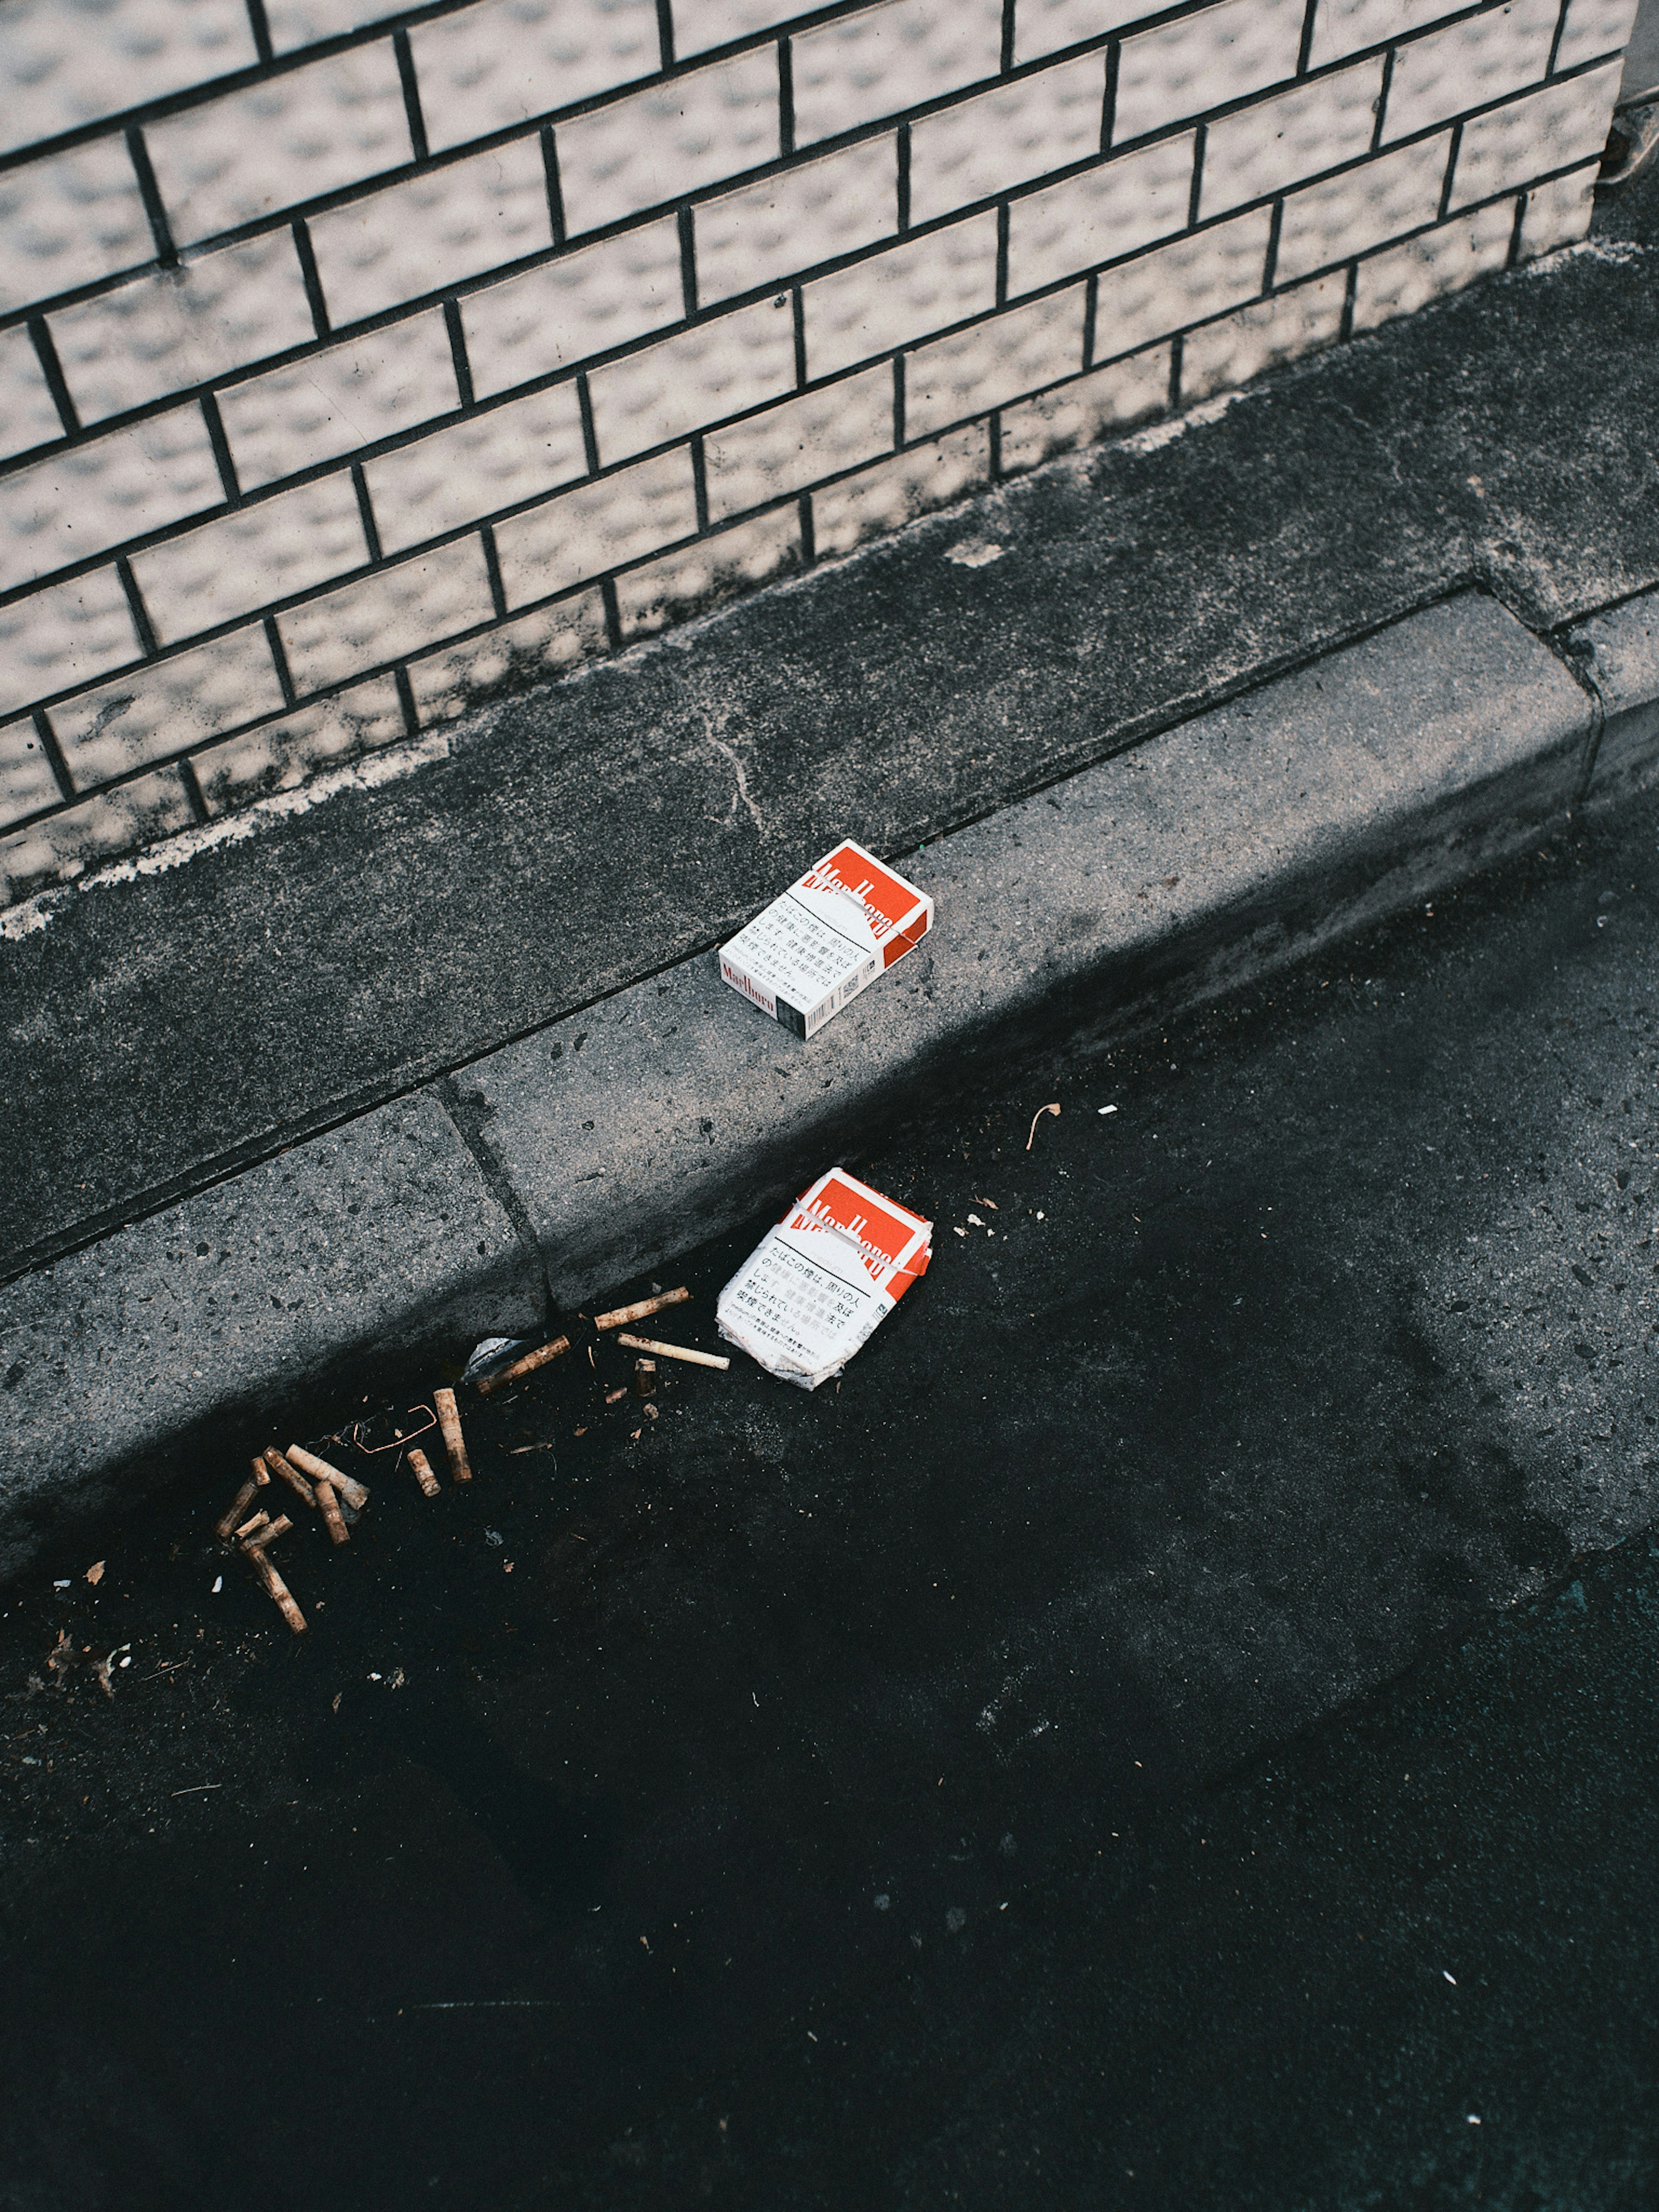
[
  {"xmin": 265, "ymin": 0, "xmax": 404, "ymax": 54},
  {"xmin": 144, "ymin": 43, "xmax": 413, "ymax": 251},
  {"xmin": 493, "ymin": 448, "xmax": 699, "ymax": 604},
  {"xmin": 791, "ymin": 0, "xmax": 1004, "ymax": 146},
  {"xmin": 0, "ymin": 716, "xmax": 60, "ymax": 832},
  {"xmin": 128, "ymin": 471, "xmax": 369, "ymax": 645},
  {"xmin": 904, "ymin": 285, "xmax": 1087, "ymax": 439},
  {"xmin": 1199, "ymin": 59, "xmax": 1386, "ymax": 220},
  {"xmin": 49, "ymin": 234, "xmax": 316, "ymax": 425},
  {"xmin": 194, "ymin": 673, "xmax": 406, "ymax": 813},
  {"xmin": 0, "ymin": 568, "xmax": 139, "ymax": 720},
  {"xmin": 802, "ymin": 212, "xmax": 998, "ymax": 380},
  {"xmin": 1451, "ymin": 63, "xmax": 1621, "ymax": 206},
  {"xmin": 1015, "ymin": 0, "xmax": 1159, "ymax": 67},
  {"xmin": 277, "ymin": 536, "xmax": 496, "ymax": 690},
  {"xmin": 614, "ymin": 505, "xmax": 798, "ymax": 636},
  {"xmin": 1553, "ymin": 0, "xmax": 1642, "ymax": 70},
  {"xmin": 1311, "ymin": 0, "xmax": 1476, "ymax": 71},
  {"xmin": 1352, "ymin": 199, "xmax": 1515, "ymax": 328},
  {"xmin": 694, "ymin": 138, "xmax": 896, "ymax": 305},
  {"xmin": 1115, "ymin": 0, "xmax": 1305, "ymax": 144},
  {"xmin": 216, "ymin": 311, "xmax": 461, "ymax": 490},
  {"xmin": 671, "ymin": 0, "xmax": 816, "ymax": 57},
  {"xmin": 1179, "ymin": 272, "xmax": 1345, "ymax": 395},
  {"xmin": 0, "ymin": 138, "xmax": 152, "ymax": 315},
  {"xmin": 0, "ymin": 403, "xmax": 222, "ymax": 594},
  {"xmin": 1275, "ymin": 133, "xmax": 1450, "ymax": 284},
  {"xmin": 0, "ymin": 0, "xmax": 257, "ymax": 159},
  {"xmin": 407, "ymin": 595, "xmax": 607, "ymax": 721},
  {"xmin": 1518, "ymin": 164, "xmax": 1598, "ymax": 256},
  {"xmin": 1092, "ymin": 204, "xmax": 1273, "ymax": 359},
  {"xmin": 411, "ymin": 0, "xmax": 662, "ymax": 155},
  {"xmin": 364, "ymin": 381, "xmax": 589, "ymax": 552},
  {"xmin": 307, "ymin": 136, "xmax": 551, "ymax": 327},
  {"xmin": 50, "ymin": 627, "xmax": 284, "ymax": 787},
  {"xmin": 1383, "ymin": 0, "xmax": 1561, "ymax": 142},
  {"xmin": 1007, "ymin": 134, "xmax": 1195, "ymax": 297},
  {"xmin": 910, "ymin": 53, "xmax": 1108, "ymax": 224},
  {"xmin": 704, "ymin": 361, "xmax": 893, "ymax": 517},
  {"xmin": 586, "ymin": 293, "xmax": 795, "ymax": 462},
  {"xmin": 810, "ymin": 422, "xmax": 988, "ymax": 554},
  {"xmin": 0, "ymin": 325, "xmax": 64, "ymax": 464},
  {"xmin": 0, "ymin": 768, "xmax": 194, "ymax": 905},
  {"xmin": 463, "ymin": 217, "xmax": 683, "ymax": 398},
  {"xmin": 555, "ymin": 46, "xmax": 780, "ymax": 235},
  {"xmin": 998, "ymin": 344, "xmax": 1169, "ymax": 468}
]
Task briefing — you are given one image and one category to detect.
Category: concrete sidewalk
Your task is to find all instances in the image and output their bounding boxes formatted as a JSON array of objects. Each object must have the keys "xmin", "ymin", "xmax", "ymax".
[{"xmin": 2, "ymin": 172, "xmax": 1659, "ymax": 1575}]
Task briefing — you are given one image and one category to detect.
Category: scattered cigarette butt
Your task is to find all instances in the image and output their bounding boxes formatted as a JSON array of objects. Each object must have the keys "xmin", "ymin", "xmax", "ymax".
[
  {"xmin": 1027, "ymin": 1103, "xmax": 1061, "ymax": 1150},
  {"xmin": 434, "ymin": 1388, "xmax": 471, "ymax": 1483},
  {"xmin": 286, "ymin": 1444, "xmax": 368, "ymax": 1511},
  {"xmin": 216, "ymin": 1475, "xmax": 265, "ymax": 1541},
  {"xmin": 593, "ymin": 1287, "xmax": 690, "ymax": 1331},
  {"xmin": 633, "ymin": 1358, "xmax": 657, "ymax": 1399},
  {"xmin": 234, "ymin": 1510, "xmax": 273, "ymax": 1543},
  {"xmin": 251, "ymin": 1455, "xmax": 271, "ymax": 1486},
  {"xmin": 604, "ymin": 1386, "xmax": 627, "ymax": 1405},
  {"xmin": 265, "ymin": 1446, "xmax": 317, "ymax": 1510},
  {"xmin": 475, "ymin": 1336, "xmax": 572, "ymax": 1395},
  {"xmin": 242, "ymin": 1542, "xmax": 306, "ymax": 1634},
  {"xmin": 407, "ymin": 1447, "xmax": 440, "ymax": 1497},
  {"xmin": 616, "ymin": 1332, "xmax": 731, "ymax": 1371},
  {"xmin": 244, "ymin": 1514, "xmax": 292, "ymax": 1552},
  {"xmin": 85, "ymin": 1561, "xmax": 105, "ymax": 1586},
  {"xmin": 316, "ymin": 1480, "xmax": 349, "ymax": 1547}
]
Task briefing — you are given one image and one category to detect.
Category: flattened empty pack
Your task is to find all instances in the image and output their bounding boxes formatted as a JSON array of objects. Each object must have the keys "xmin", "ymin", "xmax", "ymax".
[
  {"xmin": 717, "ymin": 1168, "xmax": 932, "ymax": 1389},
  {"xmin": 718, "ymin": 839, "xmax": 934, "ymax": 1039}
]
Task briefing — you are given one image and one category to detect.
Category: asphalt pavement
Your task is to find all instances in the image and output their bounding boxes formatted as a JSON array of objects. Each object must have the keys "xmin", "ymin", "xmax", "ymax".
[{"xmin": 6, "ymin": 772, "xmax": 1659, "ymax": 2209}]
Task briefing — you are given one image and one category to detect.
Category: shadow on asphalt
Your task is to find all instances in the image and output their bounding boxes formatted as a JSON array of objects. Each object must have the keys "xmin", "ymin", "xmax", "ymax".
[{"xmin": 6, "ymin": 785, "xmax": 1659, "ymax": 2208}]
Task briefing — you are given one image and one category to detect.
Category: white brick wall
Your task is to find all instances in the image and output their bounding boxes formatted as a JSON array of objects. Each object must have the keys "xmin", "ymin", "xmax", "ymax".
[{"xmin": 0, "ymin": 0, "xmax": 1636, "ymax": 900}]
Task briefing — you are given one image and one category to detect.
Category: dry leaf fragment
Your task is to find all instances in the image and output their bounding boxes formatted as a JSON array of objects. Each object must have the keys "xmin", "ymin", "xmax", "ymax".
[{"xmin": 85, "ymin": 1562, "xmax": 105, "ymax": 1585}]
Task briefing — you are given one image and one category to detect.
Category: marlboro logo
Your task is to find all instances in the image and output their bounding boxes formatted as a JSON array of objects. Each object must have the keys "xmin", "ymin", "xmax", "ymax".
[
  {"xmin": 791, "ymin": 1173, "xmax": 915, "ymax": 1276},
  {"xmin": 801, "ymin": 844, "xmax": 916, "ymax": 940}
]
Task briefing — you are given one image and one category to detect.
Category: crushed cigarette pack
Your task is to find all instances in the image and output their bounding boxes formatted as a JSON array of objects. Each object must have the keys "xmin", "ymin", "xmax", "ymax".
[
  {"xmin": 717, "ymin": 1168, "xmax": 932, "ymax": 1389},
  {"xmin": 719, "ymin": 839, "xmax": 934, "ymax": 1039}
]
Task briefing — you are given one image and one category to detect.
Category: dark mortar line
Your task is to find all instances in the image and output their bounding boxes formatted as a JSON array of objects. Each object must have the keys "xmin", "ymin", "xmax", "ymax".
[
  {"xmin": 0, "ymin": 567, "xmax": 1540, "ymax": 1290},
  {"xmin": 429, "ymin": 1076, "xmax": 556, "ymax": 1328}
]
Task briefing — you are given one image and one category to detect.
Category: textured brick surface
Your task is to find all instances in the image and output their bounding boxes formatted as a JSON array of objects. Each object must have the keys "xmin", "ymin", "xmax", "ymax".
[
  {"xmin": 50, "ymin": 627, "xmax": 284, "ymax": 786},
  {"xmin": 0, "ymin": 0, "xmax": 1635, "ymax": 893},
  {"xmin": 193, "ymin": 673, "xmax": 406, "ymax": 813}
]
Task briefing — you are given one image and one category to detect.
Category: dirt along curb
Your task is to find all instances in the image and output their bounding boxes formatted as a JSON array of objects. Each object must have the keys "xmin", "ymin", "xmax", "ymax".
[{"xmin": 3, "ymin": 582, "xmax": 1656, "ymax": 1581}]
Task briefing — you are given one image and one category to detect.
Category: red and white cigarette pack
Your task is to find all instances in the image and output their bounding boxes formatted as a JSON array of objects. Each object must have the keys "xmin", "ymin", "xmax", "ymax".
[
  {"xmin": 719, "ymin": 839, "xmax": 934, "ymax": 1039},
  {"xmin": 717, "ymin": 1168, "xmax": 932, "ymax": 1389}
]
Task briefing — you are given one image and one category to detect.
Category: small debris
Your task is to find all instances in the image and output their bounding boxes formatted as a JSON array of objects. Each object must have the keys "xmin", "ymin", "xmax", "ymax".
[
  {"xmin": 633, "ymin": 1359, "xmax": 657, "ymax": 1399},
  {"xmin": 944, "ymin": 537, "xmax": 1003, "ymax": 567},
  {"xmin": 484, "ymin": 1528, "xmax": 505, "ymax": 1547},
  {"xmin": 1098, "ymin": 1104, "xmax": 1118, "ymax": 1116},
  {"xmin": 85, "ymin": 1561, "xmax": 105, "ymax": 1585},
  {"xmin": 643, "ymin": 1404, "xmax": 659, "ymax": 1420},
  {"xmin": 92, "ymin": 1655, "xmax": 114, "ymax": 1700},
  {"xmin": 476, "ymin": 1335, "xmax": 573, "ymax": 1395},
  {"xmin": 434, "ymin": 1387, "xmax": 472, "ymax": 1484},
  {"xmin": 967, "ymin": 1213, "xmax": 983, "ymax": 1227},
  {"xmin": 616, "ymin": 1332, "xmax": 730, "ymax": 1371},
  {"xmin": 1027, "ymin": 1103, "xmax": 1061, "ymax": 1150},
  {"xmin": 461, "ymin": 1336, "xmax": 523, "ymax": 1381},
  {"xmin": 211, "ymin": 1576, "xmax": 223, "ymax": 1595},
  {"xmin": 594, "ymin": 1287, "xmax": 690, "ymax": 1331},
  {"xmin": 605, "ymin": 1387, "xmax": 627, "ymax": 1405},
  {"xmin": 407, "ymin": 1446, "xmax": 441, "ymax": 1497}
]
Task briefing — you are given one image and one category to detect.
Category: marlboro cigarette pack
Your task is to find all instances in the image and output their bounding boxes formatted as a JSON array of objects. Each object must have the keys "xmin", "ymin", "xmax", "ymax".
[
  {"xmin": 717, "ymin": 1168, "xmax": 932, "ymax": 1389},
  {"xmin": 719, "ymin": 839, "xmax": 934, "ymax": 1039}
]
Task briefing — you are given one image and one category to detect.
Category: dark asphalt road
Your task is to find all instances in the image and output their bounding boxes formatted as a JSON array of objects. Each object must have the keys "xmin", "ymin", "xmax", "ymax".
[{"xmin": 6, "ymin": 779, "xmax": 1659, "ymax": 2209}]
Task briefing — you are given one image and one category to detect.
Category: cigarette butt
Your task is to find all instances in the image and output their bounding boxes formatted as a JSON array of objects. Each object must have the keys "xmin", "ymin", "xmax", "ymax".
[
  {"xmin": 475, "ymin": 1336, "xmax": 572, "ymax": 1396},
  {"xmin": 407, "ymin": 1446, "xmax": 440, "ymax": 1497},
  {"xmin": 251, "ymin": 1455, "xmax": 271, "ymax": 1487},
  {"xmin": 315, "ymin": 1479, "xmax": 349, "ymax": 1546},
  {"xmin": 234, "ymin": 1510, "xmax": 272, "ymax": 1542},
  {"xmin": 242, "ymin": 1541, "xmax": 306, "ymax": 1634},
  {"xmin": 434, "ymin": 1388, "xmax": 471, "ymax": 1482},
  {"xmin": 285, "ymin": 1444, "xmax": 368, "ymax": 1512},
  {"xmin": 593, "ymin": 1287, "xmax": 690, "ymax": 1331},
  {"xmin": 265, "ymin": 1446, "xmax": 317, "ymax": 1510},
  {"xmin": 633, "ymin": 1357, "xmax": 657, "ymax": 1398},
  {"xmin": 216, "ymin": 1476, "xmax": 264, "ymax": 1541},
  {"xmin": 244, "ymin": 1514, "xmax": 292, "ymax": 1552},
  {"xmin": 615, "ymin": 1332, "xmax": 731, "ymax": 1371}
]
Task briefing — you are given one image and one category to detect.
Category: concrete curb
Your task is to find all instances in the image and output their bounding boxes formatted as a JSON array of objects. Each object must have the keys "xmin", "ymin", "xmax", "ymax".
[{"xmin": 3, "ymin": 582, "xmax": 1655, "ymax": 1579}]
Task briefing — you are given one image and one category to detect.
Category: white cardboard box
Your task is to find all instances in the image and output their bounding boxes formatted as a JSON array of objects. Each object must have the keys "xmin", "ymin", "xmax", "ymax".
[
  {"xmin": 718, "ymin": 838, "xmax": 934, "ymax": 1039},
  {"xmin": 717, "ymin": 1166, "xmax": 933, "ymax": 1389}
]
